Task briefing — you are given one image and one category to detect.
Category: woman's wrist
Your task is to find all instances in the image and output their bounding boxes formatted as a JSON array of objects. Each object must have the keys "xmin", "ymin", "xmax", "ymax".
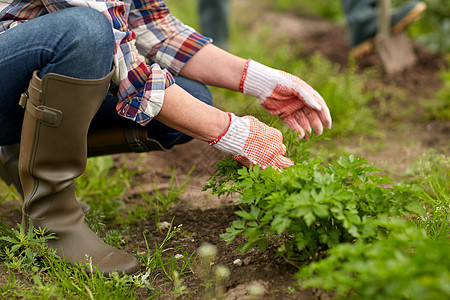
[
  {"xmin": 180, "ymin": 44, "xmax": 247, "ymax": 91},
  {"xmin": 155, "ymin": 84, "xmax": 230, "ymax": 142}
]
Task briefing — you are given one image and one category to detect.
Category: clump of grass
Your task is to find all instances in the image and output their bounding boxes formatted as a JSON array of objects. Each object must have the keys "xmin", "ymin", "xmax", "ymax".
[
  {"xmin": 142, "ymin": 166, "xmax": 195, "ymax": 216},
  {"xmin": 122, "ymin": 165, "xmax": 196, "ymax": 224},
  {"xmin": 0, "ymin": 219, "xmax": 199, "ymax": 299},
  {"xmin": 75, "ymin": 155, "xmax": 143, "ymax": 220},
  {"xmin": 405, "ymin": 150, "xmax": 450, "ymax": 240},
  {"xmin": 137, "ymin": 222, "xmax": 197, "ymax": 298},
  {"xmin": 0, "ymin": 220, "xmax": 152, "ymax": 299}
]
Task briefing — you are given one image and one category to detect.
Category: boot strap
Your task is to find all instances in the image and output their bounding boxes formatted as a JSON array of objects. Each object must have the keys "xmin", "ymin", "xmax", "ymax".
[{"xmin": 20, "ymin": 91, "xmax": 63, "ymax": 127}]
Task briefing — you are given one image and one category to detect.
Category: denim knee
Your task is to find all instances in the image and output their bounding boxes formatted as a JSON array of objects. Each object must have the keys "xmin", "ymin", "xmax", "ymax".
[
  {"xmin": 71, "ymin": 7, "xmax": 114, "ymax": 56},
  {"xmin": 42, "ymin": 7, "xmax": 115, "ymax": 78}
]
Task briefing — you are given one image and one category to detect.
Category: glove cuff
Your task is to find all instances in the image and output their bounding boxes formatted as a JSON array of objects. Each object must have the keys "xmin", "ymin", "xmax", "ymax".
[
  {"xmin": 240, "ymin": 59, "xmax": 276, "ymax": 102},
  {"xmin": 209, "ymin": 113, "xmax": 250, "ymax": 156}
]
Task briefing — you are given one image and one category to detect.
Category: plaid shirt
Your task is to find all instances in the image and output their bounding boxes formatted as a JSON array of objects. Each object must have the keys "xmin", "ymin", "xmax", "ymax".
[{"xmin": 0, "ymin": 0, "xmax": 211, "ymax": 125}]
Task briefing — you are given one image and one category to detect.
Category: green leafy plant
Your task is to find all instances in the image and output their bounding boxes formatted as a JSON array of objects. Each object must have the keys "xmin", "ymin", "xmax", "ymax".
[
  {"xmin": 205, "ymin": 132, "xmax": 424, "ymax": 262},
  {"xmin": 298, "ymin": 218, "xmax": 450, "ymax": 300}
]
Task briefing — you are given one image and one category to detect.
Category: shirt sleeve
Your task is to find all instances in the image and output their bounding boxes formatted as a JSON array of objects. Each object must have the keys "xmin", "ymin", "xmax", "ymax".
[
  {"xmin": 128, "ymin": 0, "xmax": 212, "ymax": 75},
  {"xmin": 42, "ymin": 0, "xmax": 175, "ymax": 126}
]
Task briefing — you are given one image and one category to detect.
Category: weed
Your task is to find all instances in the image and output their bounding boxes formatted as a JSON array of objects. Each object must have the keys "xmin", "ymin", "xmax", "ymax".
[
  {"xmin": 151, "ymin": 167, "xmax": 195, "ymax": 214},
  {"xmin": 139, "ymin": 166, "xmax": 195, "ymax": 224},
  {"xmin": 197, "ymin": 242, "xmax": 230, "ymax": 300},
  {"xmin": 138, "ymin": 222, "xmax": 197, "ymax": 284},
  {"xmin": 0, "ymin": 220, "xmax": 149, "ymax": 299},
  {"xmin": 405, "ymin": 150, "xmax": 450, "ymax": 240},
  {"xmin": 0, "ymin": 220, "xmax": 57, "ymax": 273},
  {"xmin": 0, "ymin": 180, "xmax": 21, "ymax": 204}
]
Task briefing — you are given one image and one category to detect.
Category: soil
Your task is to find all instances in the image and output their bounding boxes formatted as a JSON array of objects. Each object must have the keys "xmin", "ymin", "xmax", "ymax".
[{"xmin": 0, "ymin": 0, "xmax": 448, "ymax": 299}]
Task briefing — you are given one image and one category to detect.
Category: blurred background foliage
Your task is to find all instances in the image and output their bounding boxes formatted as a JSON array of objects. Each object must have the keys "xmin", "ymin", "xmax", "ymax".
[{"xmin": 266, "ymin": 0, "xmax": 450, "ymax": 53}]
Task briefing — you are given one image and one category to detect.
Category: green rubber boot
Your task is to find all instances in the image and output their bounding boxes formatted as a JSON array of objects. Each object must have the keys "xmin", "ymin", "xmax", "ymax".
[{"xmin": 19, "ymin": 70, "xmax": 140, "ymax": 276}]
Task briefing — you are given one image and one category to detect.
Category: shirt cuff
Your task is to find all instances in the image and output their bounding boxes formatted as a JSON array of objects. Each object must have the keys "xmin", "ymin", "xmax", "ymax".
[{"xmin": 116, "ymin": 64, "xmax": 175, "ymax": 127}]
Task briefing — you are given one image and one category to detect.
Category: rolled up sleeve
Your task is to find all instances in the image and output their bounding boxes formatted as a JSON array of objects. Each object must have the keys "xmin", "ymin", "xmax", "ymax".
[
  {"xmin": 43, "ymin": 0, "xmax": 175, "ymax": 126},
  {"xmin": 128, "ymin": 0, "xmax": 212, "ymax": 75}
]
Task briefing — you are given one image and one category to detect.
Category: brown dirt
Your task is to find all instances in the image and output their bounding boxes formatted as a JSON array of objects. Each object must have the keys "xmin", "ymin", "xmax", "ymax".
[{"xmin": 0, "ymin": 1, "xmax": 448, "ymax": 299}]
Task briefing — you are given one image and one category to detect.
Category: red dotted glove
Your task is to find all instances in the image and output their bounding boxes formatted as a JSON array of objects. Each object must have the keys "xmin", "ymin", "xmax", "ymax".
[
  {"xmin": 240, "ymin": 59, "xmax": 332, "ymax": 139},
  {"xmin": 210, "ymin": 113, "xmax": 294, "ymax": 170}
]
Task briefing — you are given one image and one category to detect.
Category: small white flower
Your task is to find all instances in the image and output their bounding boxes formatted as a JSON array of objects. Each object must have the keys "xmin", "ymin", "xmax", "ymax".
[
  {"xmin": 174, "ymin": 254, "xmax": 184, "ymax": 260},
  {"xmin": 215, "ymin": 265, "xmax": 231, "ymax": 279},
  {"xmin": 198, "ymin": 242, "xmax": 217, "ymax": 260},
  {"xmin": 248, "ymin": 281, "xmax": 266, "ymax": 296}
]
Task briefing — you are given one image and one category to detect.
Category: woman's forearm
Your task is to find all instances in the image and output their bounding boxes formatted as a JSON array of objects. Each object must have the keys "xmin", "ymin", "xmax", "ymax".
[
  {"xmin": 179, "ymin": 44, "xmax": 247, "ymax": 91},
  {"xmin": 155, "ymin": 84, "xmax": 230, "ymax": 142}
]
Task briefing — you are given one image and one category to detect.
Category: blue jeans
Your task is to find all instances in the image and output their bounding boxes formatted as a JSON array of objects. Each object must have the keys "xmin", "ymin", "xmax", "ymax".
[
  {"xmin": 90, "ymin": 76, "xmax": 213, "ymax": 149},
  {"xmin": 198, "ymin": 0, "xmax": 229, "ymax": 49},
  {"xmin": 0, "ymin": 7, "xmax": 213, "ymax": 149}
]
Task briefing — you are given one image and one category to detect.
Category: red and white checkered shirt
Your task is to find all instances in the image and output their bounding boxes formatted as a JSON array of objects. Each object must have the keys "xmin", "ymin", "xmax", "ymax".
[{"xmin": 0, "ymin": 0, "xmax": 211, "ymax": 125}]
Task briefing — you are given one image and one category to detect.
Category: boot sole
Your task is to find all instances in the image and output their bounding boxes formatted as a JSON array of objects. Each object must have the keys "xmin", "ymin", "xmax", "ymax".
[{"xmin": 350, "ymin": 1, "xmax": 427, "ymax": 58}]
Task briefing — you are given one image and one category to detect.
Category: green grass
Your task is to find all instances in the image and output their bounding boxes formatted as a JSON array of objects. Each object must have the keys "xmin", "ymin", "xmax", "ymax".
[
  {"xmin": 0, "ymin": 219, "xmax": 194, "ymax": 299},
  {"xmin": 75, "ymin": 155, "xmax": 140, "ymax": 220}
]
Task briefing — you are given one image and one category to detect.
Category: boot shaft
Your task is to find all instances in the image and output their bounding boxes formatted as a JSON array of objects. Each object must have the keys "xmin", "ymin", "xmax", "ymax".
[
  {"xmin": 20, "ymin": 70, "xmax": 113, "ymax": 221},
  {"xmin": 17, "ymin": 69, "xmax": 140, "ymax": 276}
]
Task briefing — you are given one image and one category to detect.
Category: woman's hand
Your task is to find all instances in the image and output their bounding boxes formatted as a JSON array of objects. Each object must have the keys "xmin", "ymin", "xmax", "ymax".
[
  {"xmin": 210, "ymin": 113, "xmax": 293, "ymax": 170},
  {"xmin": 240, "ymin": 60, "xmax": 332, "ymax": 139}
]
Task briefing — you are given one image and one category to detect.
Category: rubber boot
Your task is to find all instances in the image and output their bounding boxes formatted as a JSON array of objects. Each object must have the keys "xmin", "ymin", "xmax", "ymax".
[
  {"xmin": 0, "ymin": 143, "xmax": 91, "ymax": 213},
  {"xmin": 0, "ymin": 125, "xmax": 166, "ymax": 212},
  {"xmin": 19, "ymin": 70, "xmax": 140, "ymax": 276},
  {"xmin": 87, "ymin": 125, "xmax": 166, "ymax": 157}
]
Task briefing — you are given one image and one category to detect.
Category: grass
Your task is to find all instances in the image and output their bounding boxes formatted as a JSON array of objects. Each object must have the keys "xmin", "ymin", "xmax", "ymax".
[
  {"xmin": 421, "ymin": 59, "xmax": 450, "ymax": 121},
  {"xmin": 404, "ymin": 150, "xmax": 450, "ymax": 240},
  {"xmin": 0, "ymin": 0, "xmax": 448, "ymax": 298},
  {"xmin": 75, "ymin": 155, "xmax": 141, "ymax": 220},
  {"xmin": 0, "ymin": 218, "xmax": 194, "ymax": 299}
]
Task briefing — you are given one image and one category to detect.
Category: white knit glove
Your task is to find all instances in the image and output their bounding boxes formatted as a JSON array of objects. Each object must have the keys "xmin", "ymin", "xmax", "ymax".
[
  {"xmin": 210, "ymin": 113, "xmax": 293, "ymax": 170},
  {"xmin": 240, "ymin": 59, "xmax": 332, "ymax": 139}
]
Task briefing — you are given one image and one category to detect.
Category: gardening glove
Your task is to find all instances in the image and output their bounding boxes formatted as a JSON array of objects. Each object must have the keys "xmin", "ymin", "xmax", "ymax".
[
  {"xmin": 240, "ymin": 59, "xmax": 332, "ymax": 139},
  {"xmin": 209, "ymin": 113, "xmax": 294, "ymax": 170}
]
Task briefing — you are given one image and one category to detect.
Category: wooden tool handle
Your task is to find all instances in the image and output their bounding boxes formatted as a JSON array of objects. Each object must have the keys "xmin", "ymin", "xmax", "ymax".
[{"xmin": 379, "ymin": 0, "xmax": 391, "ymax": 37}]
